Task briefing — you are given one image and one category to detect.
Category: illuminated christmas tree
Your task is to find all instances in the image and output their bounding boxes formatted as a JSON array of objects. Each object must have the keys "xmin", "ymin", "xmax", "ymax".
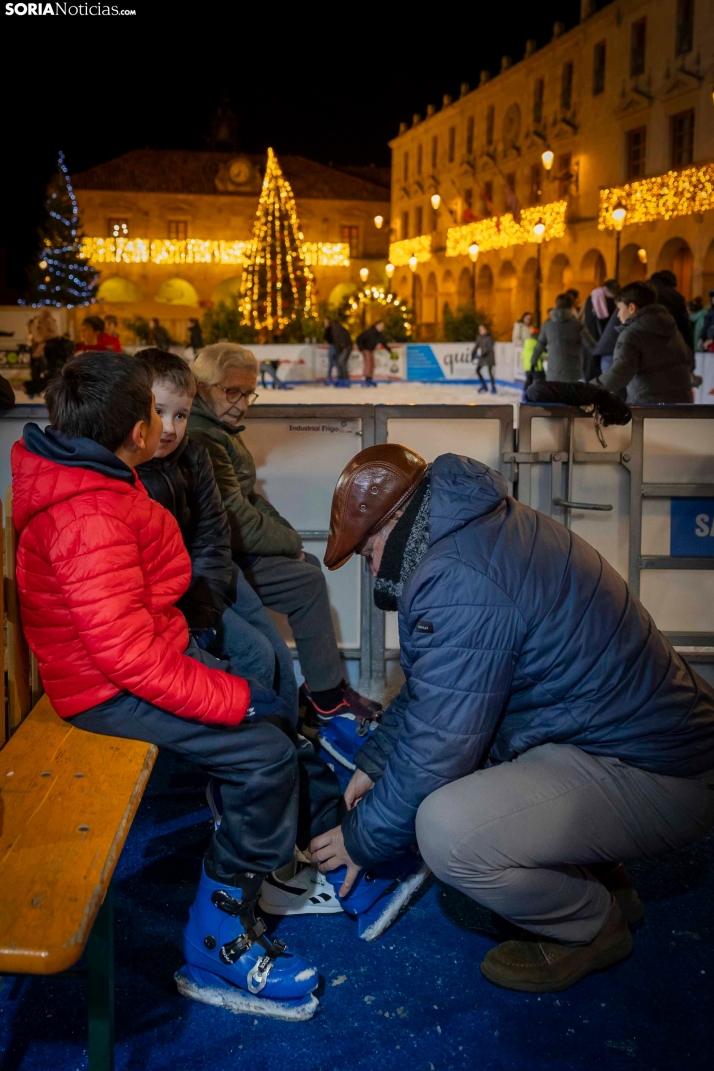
[
  {"xmin": 240, "ymin": 148, "xmax": 316, "ymax": 332},
  {"xmin": 27, "ymin": 151, "xmax": 97, "ymax": 308}
]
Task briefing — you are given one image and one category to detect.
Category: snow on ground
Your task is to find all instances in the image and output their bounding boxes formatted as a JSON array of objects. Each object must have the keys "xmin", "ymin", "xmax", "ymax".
[{"xmin": 255, "ymin": 379, "xmax": 523, "ymax": 409}]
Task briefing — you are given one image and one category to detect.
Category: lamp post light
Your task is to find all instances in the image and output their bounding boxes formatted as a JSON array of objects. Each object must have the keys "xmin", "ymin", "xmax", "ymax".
[
  {"xmin": 385, "ymin": 260, "xmax": 395, "ymax": 295},
  {"xmin": 541, "ymin": 149, "xmax": 554, "ymax": 172},
  {"xmin": 359, "ymin": 266, "xmax": 369, "ymax": 283},
  {"xmin": 430, "ymin": 193, "xmax": 441, "ymax": 210},
  {"xmin": 409, "ymin": 254, "xmax": 418, "ymax": 329},
  {"xmin": 611, "ymin": 203, "xmax": 627, "ymax": 280},
  {"xmin": 374, "ymin": 215, "xmax": 384, "ymax": 229},
  {"xmin": 468, "ymin": 242, "xmax": 479, "ymax": 306},
  {"xmin": 533, "ymin": 221, "xmax": 546, "ymax": 328}
]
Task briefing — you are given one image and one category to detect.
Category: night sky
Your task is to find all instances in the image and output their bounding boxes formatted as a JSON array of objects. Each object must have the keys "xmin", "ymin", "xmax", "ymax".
[{"xmin": 1, "ymin": 1, "xmax": 583, "ymax": 295}]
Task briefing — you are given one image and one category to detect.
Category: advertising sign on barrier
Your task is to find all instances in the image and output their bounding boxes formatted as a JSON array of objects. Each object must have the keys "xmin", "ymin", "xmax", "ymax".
[
  {"xmin": 406, "ymin": 341, "xmax": 521, "ymax": 384},
  {"xmin": 671, "ymin": 498, "xmax": 714, "ymax": 555}
]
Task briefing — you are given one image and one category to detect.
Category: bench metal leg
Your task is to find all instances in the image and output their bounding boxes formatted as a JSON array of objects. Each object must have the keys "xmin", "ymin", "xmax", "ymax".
[{"xmin": 86, "ymin": 884, "xmax": 115, "ymax": 1071}]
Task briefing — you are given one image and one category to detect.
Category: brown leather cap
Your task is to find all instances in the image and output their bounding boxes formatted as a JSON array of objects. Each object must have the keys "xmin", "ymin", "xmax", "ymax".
[{"xmin": 324, "ymin": 444, "xmax": 428, "ymax": 570}]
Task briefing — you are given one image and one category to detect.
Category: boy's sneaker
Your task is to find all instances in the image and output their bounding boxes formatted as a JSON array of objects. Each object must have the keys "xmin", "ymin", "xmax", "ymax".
[
  {"xmin": 300, "ymin": 680, "xmax": 382, "ymax": 724},
  {"xmin": 259, "ymin": 857, "xmax": 343, "ymax": 916}
]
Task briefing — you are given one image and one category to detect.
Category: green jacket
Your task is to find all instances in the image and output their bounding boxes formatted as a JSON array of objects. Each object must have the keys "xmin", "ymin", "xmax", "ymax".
[{"xmin": 187, "ymin": 395, "xmax": 302, "ymax": 558}]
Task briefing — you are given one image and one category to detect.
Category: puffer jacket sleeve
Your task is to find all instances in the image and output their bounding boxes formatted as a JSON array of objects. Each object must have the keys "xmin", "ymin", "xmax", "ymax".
[
  {"xmin": 177, "ymin": 445, "xmax": 235, "ymax": 629},
  {"xmin": 354, "ymin": 681, "xmax": 410, "ymax": 781},
  {"xmin": 342, "ymin": 557, "xmax": 524, "ymax": 867},
  {"xmin": 194, "ymin": 433, "xmax": 302, "ymax": 559},
  {"xmin": 48, "ymin": 512, "xmax": 250, "ymax": 726}
]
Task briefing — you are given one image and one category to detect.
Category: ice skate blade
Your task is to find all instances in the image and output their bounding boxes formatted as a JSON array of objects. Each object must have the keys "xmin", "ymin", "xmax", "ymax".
[
  {"xmin": 317, "ymin": 733, "xmax": 357, "ymax": 771},
  {"xmin": 175, "ymin": 965, "xmax": 319, "ymax": 1021},
  {"xmin": 360, "ymin": 863, "xmax": 431, "ymax": 942}
]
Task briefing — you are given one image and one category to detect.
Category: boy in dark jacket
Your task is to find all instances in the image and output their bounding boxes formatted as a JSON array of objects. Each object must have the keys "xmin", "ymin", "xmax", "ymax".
[
  {"xmin": 13, "ymin": 351, "xmax": 342, "ymax": 1020},
  {"xmin": 135, "ymin": 349, "xmax": 298, "ymax": 716}
]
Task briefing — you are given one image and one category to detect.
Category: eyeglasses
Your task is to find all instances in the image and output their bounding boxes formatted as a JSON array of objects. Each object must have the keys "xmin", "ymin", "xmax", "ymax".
[{"xmin": 214, "ymin": 386, "xmax": 259, "ymax": 406}]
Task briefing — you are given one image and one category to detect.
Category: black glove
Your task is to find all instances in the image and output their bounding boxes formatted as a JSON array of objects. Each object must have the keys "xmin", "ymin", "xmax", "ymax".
[{"xmin": 244, "ymin": 680, "xmax": 291, "ymax": 722}]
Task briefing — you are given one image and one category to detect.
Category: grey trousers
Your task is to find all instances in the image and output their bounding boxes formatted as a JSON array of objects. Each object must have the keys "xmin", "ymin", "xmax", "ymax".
[
  {"xmin": 416, "ymin": 743, "xmax": 714, "ymax": 944},
  {"xmin": 240, "ymin": 551, "xmax": 343, "ymax": 693}
]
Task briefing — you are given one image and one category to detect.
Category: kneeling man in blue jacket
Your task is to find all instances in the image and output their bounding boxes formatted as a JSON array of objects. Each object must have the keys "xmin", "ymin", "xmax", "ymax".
[{"xmin": 310, "ymin": 443, "xmax": 714, "ymax": 992}]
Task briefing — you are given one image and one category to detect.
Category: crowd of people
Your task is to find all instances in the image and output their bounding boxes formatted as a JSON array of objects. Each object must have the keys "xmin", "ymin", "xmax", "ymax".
[
  {"xmin": 10, "ymin": 338, "xmax": 714, "ymax": 1023},
  {"xmin": 512, "ymin": 270, "xmax": 706, "ymax": 404}
]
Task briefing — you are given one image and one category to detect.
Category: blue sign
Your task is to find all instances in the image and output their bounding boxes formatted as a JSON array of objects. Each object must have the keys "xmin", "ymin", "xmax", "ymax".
[
  {"xmin": 670, "ymin": 498, "xmax": 714, "ymax": 556},
  {"xmin": 406, "ymin": 345, "xmax": 445, "ymax": 381}
]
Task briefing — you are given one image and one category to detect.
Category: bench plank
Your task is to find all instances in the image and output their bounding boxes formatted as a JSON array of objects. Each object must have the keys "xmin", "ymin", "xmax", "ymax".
[{"xmin": 0, "ymin": 695, "xmax": 157, "ymax": 975}]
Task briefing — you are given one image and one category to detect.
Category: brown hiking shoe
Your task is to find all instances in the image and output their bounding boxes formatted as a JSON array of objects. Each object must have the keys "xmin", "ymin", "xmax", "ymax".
[
  {"xmin": 480, "ymin": 900, "xmax": 633, "ymax": 993},
  {"xmin": 586, "ymin": 862, "xmax": 645, "ymax": 928}
]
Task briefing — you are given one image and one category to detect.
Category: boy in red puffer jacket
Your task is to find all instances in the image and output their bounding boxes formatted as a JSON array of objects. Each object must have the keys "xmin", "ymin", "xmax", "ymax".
[{"xmin": 12, "ymin": 351, "xmax": 342, "ymax": 1021}]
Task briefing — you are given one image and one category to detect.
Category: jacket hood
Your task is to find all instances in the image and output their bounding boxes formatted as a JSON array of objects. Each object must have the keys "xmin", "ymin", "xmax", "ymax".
[
  {"xmin": 12, "ymin": 426, "xmax": 138, "ymax": 533},
  {"xmin": 626, "ymin": 303, "xmax": 677, "ymax": 339},
  {"xmin": 549, "ymin": 308, "xmax": 576, "ymax": 323},
  {"xmin": 190, "ymin": 394, "xmax": 245, "ymax": 436},
  {"xmin": 429, "ymin": 453, "xmax": 508, "ymax": 544}
]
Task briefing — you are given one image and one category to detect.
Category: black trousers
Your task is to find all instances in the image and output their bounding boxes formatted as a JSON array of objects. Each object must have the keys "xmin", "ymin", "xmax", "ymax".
[{"xmin": 70, "ymin": 641, "xmax": 343, "ymax": 882}]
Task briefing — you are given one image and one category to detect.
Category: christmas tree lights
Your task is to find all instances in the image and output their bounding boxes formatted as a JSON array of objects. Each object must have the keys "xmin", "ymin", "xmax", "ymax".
[
  {"xmin": 239, "ymin": 148, "xmax": 316, "ymax": 331},
  {"xmin": 27, "ymin": 151, "xmax": 97, "ymax": 307},
  {"xmin": 598, "ymin": 164, "xmax": 714, "ymax": 229},
  {"xmin": 446, "ymin": 200, "xmax": 567, "ymax": 256}
]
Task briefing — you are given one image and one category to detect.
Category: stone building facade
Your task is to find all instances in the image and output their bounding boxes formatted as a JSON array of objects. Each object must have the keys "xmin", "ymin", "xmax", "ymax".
[
  {"xmin": 388, "ymin": 0, "xmax": 714, "ymax": 339},
  {"xmin": 73, "ymin": 150, "xmax": 390, "ymax": 343}
]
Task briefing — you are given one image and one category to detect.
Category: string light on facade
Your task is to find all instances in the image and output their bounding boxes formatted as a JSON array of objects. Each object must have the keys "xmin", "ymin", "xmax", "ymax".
[
  {"xmin": 446, "ymin": 200, "xmax": 567, "ymax": 256},
  {"xmin": 80, "ymin": 236, "xmax": 349, "ymax": 267},
  {"xmin": 598, "ymin": 164, "xmax": 714, "ymax": 229},
  {"xmin": 346, "ymin": 286, "xmax": 413, "ymax": 335},
  {"xmin": 239, "ymin": 148, "xmax": 316, "ymax": 331},
  {"xmin": 389, "ymin": 235, "xmax": 432, "ymax": 266}
]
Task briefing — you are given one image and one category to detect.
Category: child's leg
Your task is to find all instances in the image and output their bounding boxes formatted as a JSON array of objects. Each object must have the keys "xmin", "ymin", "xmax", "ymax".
[
  {"xmin": 476, "ymin": 362, "xmax": 487, "ymax": 387},
  {"xmin": 229, "ymin": 574, "xmax": 299, "ymax": 721},
  {"xmin": 220, "ymin": 607, "xmax": 277, "ymax": 692}
]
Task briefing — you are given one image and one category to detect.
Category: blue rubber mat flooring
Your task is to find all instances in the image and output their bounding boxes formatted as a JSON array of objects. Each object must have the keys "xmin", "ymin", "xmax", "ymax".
[{"xmin": 1, "ymin": 749, "xmax": 711, "ymax": 1071}]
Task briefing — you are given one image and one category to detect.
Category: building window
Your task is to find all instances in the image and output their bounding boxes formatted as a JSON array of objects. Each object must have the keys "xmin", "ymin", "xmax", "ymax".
[
  {"xmin": 533, "ymin": 78, "xmax": 544, "ymax": 126},
  {"xmin": 676, "ymin": 0, "xmax": 693, "ymax": 55},
  {"xmin": 626, "ymin": 127, "xmax": 647, "ymax": 179},
  {"xmin": 671, "ymin": 109, "xmax": 695, "ymax": 167},
  {"xmin": 167, "ymin": 220, "xmax": 188, "ymax": 240},
  {"xmin": 530, "ymin": 164, "xmax": 542, "ymax": 205},
  {"xmin": 403, "ymin": 152, "xmax": 409, "ymax": 182},
  {"xmin": 107, "ymin": 218, "xmax": 129, "ymax": 237},
  {"xmin": 558, "ymin": 152, "xmax": 572, "ymax": 198},
  {"xmin": 466, "ymin": 115, "xmax": 475, "ymax": 156},
  {"xmin": 504, "ymin": 173, "xmax": 516, "ymax": 212},
  {"xmin": 482, "ymin": 180, "xmax": 494, "ymax": 215},
  {"xmin": 486, "ymin": 105, "xmax": 495, "ymax": 145},
  {"xmin": 416, "ymin": 143, "xmax": 423, "ymax": 176},
  {"xmin": 631, "ymin": 18, "xmax": 646, "ymax": 76},
  {"xmin": 448, "ymin": 126, "xmax": 456, "ymax": 163},
  {"xmin": 592, "ymin": 41, "xmax": 606, "ymax": 95},
  {"xmin": 414, "ymin": 206, "xmax": 423, "ymax": 235},
  {"xmin": 400, "ymin": 211, "xmax": 409, "ymax": 240},
  {"xmin": 561, "ymin": 62, "xmax": 574, "ymax": 110},
  {"xmin": 341, "ymin": 225, "xmax": 360, "ymax": 253},
  {"xmin": 431, "ymin": 134, "xmax": 438, "ymax": 169}
]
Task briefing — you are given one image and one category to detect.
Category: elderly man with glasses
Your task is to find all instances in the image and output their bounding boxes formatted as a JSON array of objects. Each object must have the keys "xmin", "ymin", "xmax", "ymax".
[{"xmin": 188, "ymin": 344, "xmax": 380, "ymax": 766}]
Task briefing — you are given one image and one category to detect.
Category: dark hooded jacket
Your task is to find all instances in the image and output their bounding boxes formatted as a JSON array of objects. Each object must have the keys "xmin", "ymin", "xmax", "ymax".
[
  {"xmin": 596, "ymin": 303, "xmax": 693, "ymax": 404},
  {"xmin": 137, "ymin": 437, "xmax": 236, "ymax": 630},
  {"xmin": 342, "ymin": 453, "xmax": 714, "ymax": 867},
  {"xmin": 530, "ymin": 308, "xmax": 595, "ymax": 382}
]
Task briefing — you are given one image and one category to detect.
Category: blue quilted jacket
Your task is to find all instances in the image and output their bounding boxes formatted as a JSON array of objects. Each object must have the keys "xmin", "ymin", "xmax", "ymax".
[{"xmin": 342, "ymin": 453, "xmax": 714, "ymax": 867}]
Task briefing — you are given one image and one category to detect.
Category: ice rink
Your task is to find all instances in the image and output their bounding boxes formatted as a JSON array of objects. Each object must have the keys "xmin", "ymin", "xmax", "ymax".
[{"xmin": 254, "ymin": 378, "xmax": 523, "ymax": 408}]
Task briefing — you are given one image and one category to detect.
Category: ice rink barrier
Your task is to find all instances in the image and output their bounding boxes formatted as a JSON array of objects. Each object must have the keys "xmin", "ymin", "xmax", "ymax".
[{"xmin": 1, "ymin": 401, "xmax": 712, "ymax": 694}]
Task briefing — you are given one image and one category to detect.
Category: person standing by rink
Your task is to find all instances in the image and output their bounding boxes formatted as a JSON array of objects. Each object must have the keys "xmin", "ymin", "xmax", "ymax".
[
  {"xmin": 357, "ymin": 320, "xmax": 393, "ymax": 387},
  {"xmin": 472, "ymin": 322, "xmax": 497, "ymax": 394},
  {"xmin": 310, "ymin": 443, "xmax": 714, "ymax": 994},
  {"xmin": 531, "ymin": 292, "xmax": 595, "ymax": 382}
]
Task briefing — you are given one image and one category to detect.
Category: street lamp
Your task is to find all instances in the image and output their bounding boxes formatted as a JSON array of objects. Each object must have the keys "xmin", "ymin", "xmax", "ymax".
[
  {"xmin": 637, "ymin": 247, "xmax": 648, "ymax": 265},
  {"xmin": 612, "ymin": 203, "xmax": 627, "ymax": 280},
  {"xmin": 430, "ymin": 193, "xmax": 441, "ymax": 210},
  {"xmin": 533, "ymin": 221, "xmax": 546, "ymax": 328},
  {"xmin": 468, "ymin": 242, "xmax": 479, "ymax": 305},
  {"xmin": 408, "ymin": 255, "xmax": 418, "ymax": 330},
  {"xmin": 408, "ymin": 254, "xmax": 418, "ymax": 272},
  {"xmin": 385, "ymin": 261, "xmax": 395, "ymax": 279},
  {"xmin": 374, "ymin": 215, "xmax": 384, "ymax": 229},
  {"xmin": 541, "ymin": 149, "xmax": 554, "ymax": 171},
  {"xmin": 359, "ymin": 267, "xmax": 369, "ymax": 283}
]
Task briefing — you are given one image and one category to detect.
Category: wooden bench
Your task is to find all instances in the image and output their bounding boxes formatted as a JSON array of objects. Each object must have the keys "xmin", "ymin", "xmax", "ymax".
[{"xmin": 0, "ymin": 490, "xmax": 158, "ymax": 1070}]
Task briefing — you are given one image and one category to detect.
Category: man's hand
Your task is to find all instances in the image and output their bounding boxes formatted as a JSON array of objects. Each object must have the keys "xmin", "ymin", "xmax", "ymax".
[
  {"xmin": 345, "ymin": 768, "xmax": 375, "ymax": 810},
  {"xmin": 309, "ymin": 826, "xmax": 361, "ymax": 896}
]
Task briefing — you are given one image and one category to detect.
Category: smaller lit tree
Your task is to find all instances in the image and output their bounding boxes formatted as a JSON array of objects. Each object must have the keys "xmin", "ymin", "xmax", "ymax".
[{"xmin": 26, "ymin": 151, "xmax": 97, "ymax": 308}]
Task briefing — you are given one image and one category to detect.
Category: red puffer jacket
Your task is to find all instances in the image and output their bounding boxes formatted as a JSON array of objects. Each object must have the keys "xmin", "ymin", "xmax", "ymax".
[{"xmin": 11, "ymin": 438, "xmax": 249, "ymax": 725}]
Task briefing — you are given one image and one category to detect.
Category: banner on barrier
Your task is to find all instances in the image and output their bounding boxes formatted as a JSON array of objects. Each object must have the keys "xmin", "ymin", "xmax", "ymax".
[
  {"xmin": 670, "ymin": 498, "xmax": 714, "ymax": 555},
  {"xmin": 406, "ymin": 341, "xmax": 522, "ymax": 383}
]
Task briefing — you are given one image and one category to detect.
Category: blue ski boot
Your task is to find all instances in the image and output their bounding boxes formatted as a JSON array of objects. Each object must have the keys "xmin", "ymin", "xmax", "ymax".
[
  {"xmin": 317, "ymin": 713, "xmax": 379, "ymax": 771},
  {"xmin": 328, "ymin": 854, "xmax": 430, "ymax": 941},
  {"xmin": 175, "ymin": 864, "xmax": 320, "ymax": 1020}
]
